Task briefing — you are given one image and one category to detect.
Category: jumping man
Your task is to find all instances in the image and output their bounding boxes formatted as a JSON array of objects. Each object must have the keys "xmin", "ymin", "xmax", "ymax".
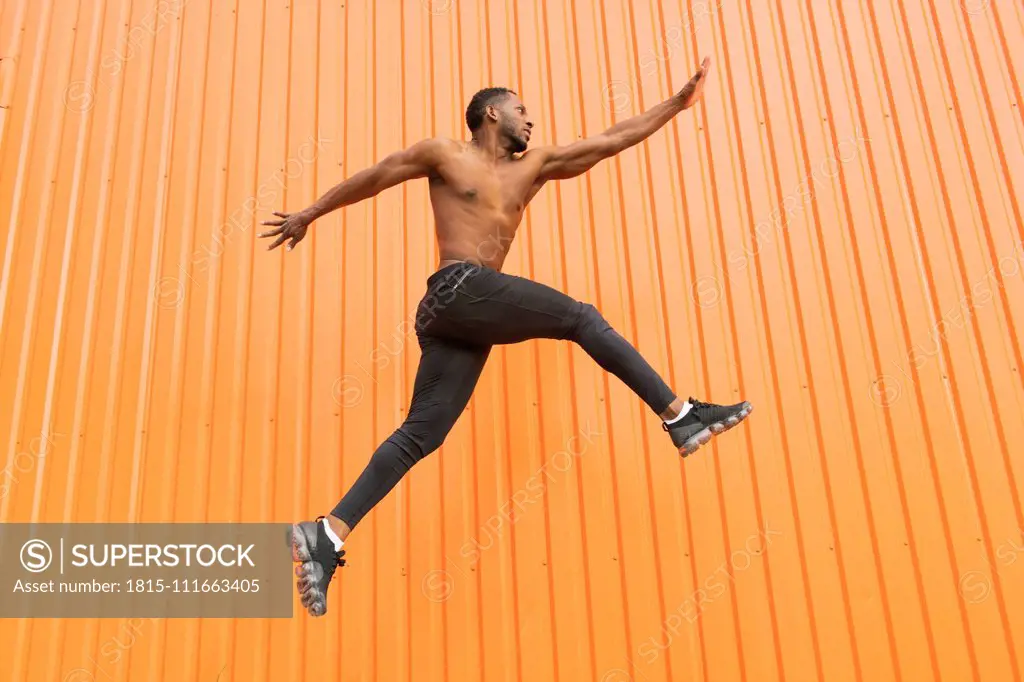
[{"xmin": 258, "ymin": 56, "xmax": 752, "ymax": 617}]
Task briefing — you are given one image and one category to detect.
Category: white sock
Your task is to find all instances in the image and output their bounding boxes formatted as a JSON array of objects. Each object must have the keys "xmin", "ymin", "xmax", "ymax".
[
  {"xmin": 321, "ymin": 517, "xmax": 344, "ymax": 551},
  {"xmin": 663, "ymin": 401, "xmax": 692, "ymax": 425}
]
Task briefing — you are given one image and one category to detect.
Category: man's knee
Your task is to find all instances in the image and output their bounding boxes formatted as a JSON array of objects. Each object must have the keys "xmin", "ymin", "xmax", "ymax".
[
  {"xmin": 572, "ymin": 302, "xmax": 609, "ymax": 338},
  {"xmin": 393, "ymin": 404, "xmax": 460, "ymax": 462}
]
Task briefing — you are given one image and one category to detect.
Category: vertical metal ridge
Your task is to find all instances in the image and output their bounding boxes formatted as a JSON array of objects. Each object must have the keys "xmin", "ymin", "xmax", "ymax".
[
  {"xmin": 986, "ymin": 3, "xmax": 1024, "ymax": 133},
  {"xmin": 138, "ymin": 5, "xmax": 198, "ymax": 679},
  {"xmin": 35, "ymin": 0, "xmax": 103, "ymax": 678},
  {"xmin": 216, "ymin": 1, "xmax": 245, "ymax": 680},
  {"xmin": 857, "ymin": 0, "xmax": 982, "ymax": 678},
  {"xmin": 15, "ymin": 0, "xmax": 87, "ymax": 677},
  {"xmin": 639, "ymin": 3, "xmax": 706, "ymax": 672},
  {"xmin": 833, "ymin": 0, "xmax": 946, "ymax": 677},
  {"xmin": 0, "ymin": 0, "xmax": 39, "ymax": 360},
  {"xmin": 208, "ymin": 3, "xmax": 270, "ymax": 678},
  {"xmin": 922, "ymin": 0, "xmax": 1024, "ymax": 670},
  {"xmin": 776, "ymin": 0, "xmax": 903, "ymax": 677},
  {"xmin": 560, "ymin": 1, "xmax": 600, "ymax": 677},
  {"xmin": 258, "ymin": 0, "xmax": 282, "ymax": 675},
  {"xmin": 591, "ymin": 2, "xmax": 641, "ymax": 679},
  {"xmin": 511, "ymin": 0, "xmax": 542, "ymax": 677},
  {"xmin": 398, "ymin": 4, "xmax": 414, "ymax": 681},
  {"xmin": 646, "ymin": 5, "xmax": 714, "ymax": 681},
  {"xmin": 749, "ymin": 0, "xmax": 863, "ymax": 678},
  {"xmin": 699, "ymin": 0, "xmax": 824, "ymax": 679},
  {"xmin": 890, "ymin": 0, "xmax": 1018, "ymax": 676},
  {"xmin": 433, "ymin": 8, "xmax": 450, "ymax": 682},
  {"xmin": 24, "ymin": 0, "xmax": 86, "ymax": 525},
  {"xmin": 621, "ymin": 3, "xmax": 676, "ymax": 680},
  {"xmin": 335, "ymin": 0, "xmax": 349, "ymax": 673},
  {"xmin": 124, "ymin": 0, "xmax": 188, "ymax": 528},
  {"xmin": 506, "ymin": 4, "xmax": 541, "ymax": 681},
  {"xmin": 367, "ymin": 0, "xmax": 381, "ymax": 679},
  {"xmin": 711, "ymin": 4, "xmax": 782, "ymax": 680},
  {"xmin": 178, "ymin": 0, "xmax": 219, "ymax": 678},
  {"xmin": 538, "ymin": 0, "xmax": 593, "ymax": 676},
  {"xmin": 0, "ymin": 0, "xmax": 55, "ymax": 504},
  {"xmin": 0, "ymin": 0, "xmax": 29, "ymax": 164},
  {"xmin": 57, "ymin": 1, "xmax": 133, "ymax": 680}
]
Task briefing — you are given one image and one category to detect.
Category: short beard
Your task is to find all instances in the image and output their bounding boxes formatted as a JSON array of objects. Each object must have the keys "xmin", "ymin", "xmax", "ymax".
[{"xmin": 502, "ymin": 120, "xmax": 527, "ymax": 153}]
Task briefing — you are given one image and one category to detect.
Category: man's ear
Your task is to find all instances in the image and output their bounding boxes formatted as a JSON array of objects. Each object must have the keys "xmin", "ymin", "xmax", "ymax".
[{"xmin": 485, "ymin": 105, "xmax": 499, "ymax": 123}]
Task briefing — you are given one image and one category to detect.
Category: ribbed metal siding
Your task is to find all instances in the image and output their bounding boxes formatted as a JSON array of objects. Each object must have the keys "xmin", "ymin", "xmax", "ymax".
[{"xmin": 1, "ymin": 0, "xmax": 1022, "ymax": 680}]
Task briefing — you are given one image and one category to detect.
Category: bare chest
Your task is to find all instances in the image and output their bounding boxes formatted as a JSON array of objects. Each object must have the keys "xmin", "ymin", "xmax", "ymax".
[{"xmin": 433, "ymin": 155, "xmax": 536, "ymax": 215}]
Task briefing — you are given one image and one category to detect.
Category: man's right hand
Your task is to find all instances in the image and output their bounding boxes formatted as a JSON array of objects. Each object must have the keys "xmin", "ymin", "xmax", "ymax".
[{"xmin": 258, "ymin": 210, "xmax": 313, "ymax": 251}]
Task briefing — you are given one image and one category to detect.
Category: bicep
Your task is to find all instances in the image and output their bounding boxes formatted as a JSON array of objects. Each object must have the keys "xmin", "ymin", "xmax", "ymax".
[
  {"xmin": 374, "ymin": 138, "xmax": 445, "ymax": 188},
  {"xmin": 538, "ymin": 134, "xmax": 620, "ymax": 181}
]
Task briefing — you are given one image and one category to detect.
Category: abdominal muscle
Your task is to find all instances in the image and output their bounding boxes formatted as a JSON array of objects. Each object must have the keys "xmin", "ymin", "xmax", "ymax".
[
  {"xmin": 429, "ymin": 162, "xmax": 531, "ymax": 273},
  {"xmin": 434, "ymin": 215, "xmax": 522, "ymax": 273}
]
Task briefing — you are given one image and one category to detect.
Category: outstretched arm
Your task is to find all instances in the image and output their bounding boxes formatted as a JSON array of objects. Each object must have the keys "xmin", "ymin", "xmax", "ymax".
[
  {"xmin": 259, "ymin": 137, "xmax": 450, "ymax": 251},
  {"xmin": 534, "ymin": 56, "xmax": 711, "ymax": 182}
]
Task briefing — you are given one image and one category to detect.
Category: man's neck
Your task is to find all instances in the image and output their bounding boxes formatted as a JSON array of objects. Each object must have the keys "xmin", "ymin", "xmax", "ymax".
[{"xmin": 469, "ymin": 133, "xmax": 513, "ymax": 162}]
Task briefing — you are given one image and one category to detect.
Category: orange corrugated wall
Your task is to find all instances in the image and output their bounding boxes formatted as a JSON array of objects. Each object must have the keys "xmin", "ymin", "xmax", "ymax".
[{"xmin": 1, "ymin": 0, "xmax": 1022, "ymax": 680}]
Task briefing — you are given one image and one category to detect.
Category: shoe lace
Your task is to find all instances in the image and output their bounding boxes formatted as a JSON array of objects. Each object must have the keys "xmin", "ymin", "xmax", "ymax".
[
  {"xmin": 314, "ymin": 516, "xmax": 348, "ymax": 569},
  {"xmin": 689, "ymin": 397, "xmax": 712, "ymax": 410},
  {"xmin": 318, "ymin": 551, "xmax": 346, "ymax": 591}
]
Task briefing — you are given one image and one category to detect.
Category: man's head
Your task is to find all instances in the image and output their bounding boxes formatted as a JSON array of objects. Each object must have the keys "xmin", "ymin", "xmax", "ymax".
[{"xmin": 465, "ymin": 87, "xmax": 533, "ymax": 153}]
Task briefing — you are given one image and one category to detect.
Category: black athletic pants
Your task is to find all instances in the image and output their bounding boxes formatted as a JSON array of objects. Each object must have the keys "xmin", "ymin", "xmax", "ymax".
[{"xmin": 331, "ymin": 261, "xmax": 677, "ymax": 529}]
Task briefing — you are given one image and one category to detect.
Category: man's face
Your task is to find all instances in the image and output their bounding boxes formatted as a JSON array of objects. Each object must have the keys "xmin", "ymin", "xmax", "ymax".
[{"xmin": 493, "ymin": 94, "xmax": 533, "ymax": 153}]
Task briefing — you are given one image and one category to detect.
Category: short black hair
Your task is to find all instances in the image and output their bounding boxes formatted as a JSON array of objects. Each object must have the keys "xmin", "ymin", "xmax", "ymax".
[{"xmin": 465, "ymin": 87, "xmax": 517, "ymax": 132}]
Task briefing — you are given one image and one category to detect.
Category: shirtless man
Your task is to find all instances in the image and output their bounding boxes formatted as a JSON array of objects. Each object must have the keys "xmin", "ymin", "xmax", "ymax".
[{"xmin": 258, "ymin": 56, "xmax": 752, "ymax": 617}]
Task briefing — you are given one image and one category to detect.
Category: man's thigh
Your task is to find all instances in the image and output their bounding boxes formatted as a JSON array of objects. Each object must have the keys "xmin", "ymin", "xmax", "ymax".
[
  {"xmin": 437, "ymin": 266, "xmax": 586, "ymax": 345},
  {"xmin": 410, "ymin": 333, "xmax": 491, "ymax": 413}
]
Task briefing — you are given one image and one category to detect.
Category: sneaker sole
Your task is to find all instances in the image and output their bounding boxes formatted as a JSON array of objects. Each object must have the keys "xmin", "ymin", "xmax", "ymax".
[
  {"xmin": 288, "ymin": 522, "xmax": 330, "ymax": 617},
  {"xmin": 678, "ymin": 402, "xmax": 753, "ymax": 457},
  {"xmin": 289, "ymin": 522, "xmax": 318, "ymax": 562}
]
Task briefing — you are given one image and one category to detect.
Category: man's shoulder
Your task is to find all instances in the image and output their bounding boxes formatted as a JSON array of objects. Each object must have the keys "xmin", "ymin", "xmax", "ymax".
[
  {"xmin": 516, "ymin": 146, "xmax": 556, "ymax": 173},
  {"xmin": 519, "ymin": 146, "xmax": 556, "ymax": 162},
  {"xmin": 404, "ymin": 137, "xmax": 464, "ymax": 166},
  {"xmin": 417, "ymin": 136, "xmax": 464, "ymax": 152}
]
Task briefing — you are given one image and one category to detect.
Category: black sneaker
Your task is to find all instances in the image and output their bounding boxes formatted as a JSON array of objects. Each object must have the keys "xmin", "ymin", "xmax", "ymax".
[
  {"xmin": 662, "ymin": 397, "xmax": 753, "ymax": 457},
  {"xmin": 289, "ymin": 517, "xmax": 346, "ymax": 617}
]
